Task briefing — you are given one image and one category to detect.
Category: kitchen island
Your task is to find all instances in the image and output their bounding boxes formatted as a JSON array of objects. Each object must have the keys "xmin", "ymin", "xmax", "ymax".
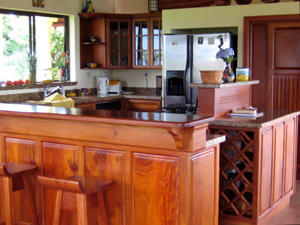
[
  {"xmin": 209, "ymin": 109, "xmax": 300, "ymax": 225},
  {"xmin": 0, "ymin": 103, "xmax": 221, "ymax": 225}
]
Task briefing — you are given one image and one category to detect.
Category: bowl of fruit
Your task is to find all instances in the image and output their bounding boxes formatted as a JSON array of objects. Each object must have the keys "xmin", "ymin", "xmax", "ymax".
[
  {"xmin": 86, "ymin": 62, "xmax": 99, "ymax": 68},
  {"xmin": 66, "ymin": 92, "xmax": 76, "ymax": 97}
]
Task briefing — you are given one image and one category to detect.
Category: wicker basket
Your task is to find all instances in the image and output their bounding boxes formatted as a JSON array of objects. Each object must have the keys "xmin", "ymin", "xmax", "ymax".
[{"xmin": 200, "ymin": 70, "xmax": 223, "ymax": 84}]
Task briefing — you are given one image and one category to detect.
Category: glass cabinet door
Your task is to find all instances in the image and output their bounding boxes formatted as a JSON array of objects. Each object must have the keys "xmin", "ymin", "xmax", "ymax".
[
  {"xmin": 132, "ymin": 17, "xmax": 162, "ymax": 68},
  {"xmin": 151, "ymin": 18, "xmax": 162, "ymax": 68},
  {"xmin": 133, "ymin": 19, "xmax": 149, "ymax": 67},
  {"xmin": 107, "ymin": 19, "xmax": 131, "ymax": 68}
]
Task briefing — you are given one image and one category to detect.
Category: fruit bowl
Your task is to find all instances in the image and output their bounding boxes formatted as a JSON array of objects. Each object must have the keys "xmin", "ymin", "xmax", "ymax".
[
  {"xmin": 86, "ymin": 62, "xmax": 99, "ymax": 68},
  {"xmin": 66, "ymin": 93, "xmax": 76, "ymax": 97}
]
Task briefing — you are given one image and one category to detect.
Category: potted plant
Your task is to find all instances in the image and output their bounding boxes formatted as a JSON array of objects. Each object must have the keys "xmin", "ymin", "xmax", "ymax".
[
  {"xmin": 52, "ymin": 52, "xmax": 69, "ymax": 82},
  {"xmin": 26, "ymin": 51, "xmax": 37, "ymax": 85}
]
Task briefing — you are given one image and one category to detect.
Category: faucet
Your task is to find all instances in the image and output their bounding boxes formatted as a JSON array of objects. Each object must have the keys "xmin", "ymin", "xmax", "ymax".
[{"xmin": 44, "ymin": 85, "xmax": 65, "ymax": 98}]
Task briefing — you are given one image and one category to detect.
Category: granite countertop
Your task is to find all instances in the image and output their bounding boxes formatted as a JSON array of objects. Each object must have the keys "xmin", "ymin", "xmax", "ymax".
[
  {"xmin": 210, "ymin": 108, "xmax": 300, "ymax": 128},
  {"xmin": 189, "ymin": 80, "xmax": 259, "ymax": 89},
  {"xmin": 0, "ymin": 103, "xmax": 213, "ymax": 129},
  {"xmin": 73, "ymin": 94, "xmax": 162, "ymax": 104}
]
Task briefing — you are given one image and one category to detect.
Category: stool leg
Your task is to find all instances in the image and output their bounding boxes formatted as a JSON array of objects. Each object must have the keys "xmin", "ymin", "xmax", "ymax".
[
  {"xmin": 77, "ymin": 193, "xmax": 88, "ymax": 225},
  {"xmin": 97, "ymin": 191, "xmax": 108, "ymax": 225},
  {"xmin": 23, "ymin": 175, "xmax": 39, "ymax": 225},
  {"xmin": 3, "ymin": 177, "xmax": 14, "ymax": 225},
  {"xmin": 53, "ymin": 190, "xmax": 63, "ymax": 225}
]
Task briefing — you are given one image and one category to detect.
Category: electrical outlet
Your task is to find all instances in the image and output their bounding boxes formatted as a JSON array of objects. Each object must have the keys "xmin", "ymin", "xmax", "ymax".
[
  {"xmin": 144, "ymin": 72, "xmax": 149, "ymax": 77},
  {"xmin": 86, "ymin": 72, "xmax": 91, "ymax": 78},
  {"xmin": 103, "ymin": 72, "xmax": 108, "ymax": 77}
]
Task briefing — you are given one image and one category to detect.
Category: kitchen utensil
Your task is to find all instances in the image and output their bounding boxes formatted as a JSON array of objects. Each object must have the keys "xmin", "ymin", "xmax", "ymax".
[{"xmin": 96, "ymin": 76, "xmax": 109, "ymax": 94}]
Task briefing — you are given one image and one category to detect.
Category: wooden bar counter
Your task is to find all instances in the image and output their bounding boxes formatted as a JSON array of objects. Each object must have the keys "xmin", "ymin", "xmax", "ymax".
[{"xmin": 0, "ymin": 103, "xmax": 221, "ymax": 225}]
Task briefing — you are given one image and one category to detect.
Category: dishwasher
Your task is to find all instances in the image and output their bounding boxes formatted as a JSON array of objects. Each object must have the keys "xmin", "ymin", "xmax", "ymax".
[{"xmin": 95, "ymin": 100, "xmax": 122, "ymax": 110}]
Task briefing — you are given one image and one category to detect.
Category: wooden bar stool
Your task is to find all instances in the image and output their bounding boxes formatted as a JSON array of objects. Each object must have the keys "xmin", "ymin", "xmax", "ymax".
[
  {"xmin": 0, "ymin": 162, "xmax": 38, "ymax": 225},
  {"xmin": 38, "ymin": 175, "xmax": 112, "ymax": 225}
]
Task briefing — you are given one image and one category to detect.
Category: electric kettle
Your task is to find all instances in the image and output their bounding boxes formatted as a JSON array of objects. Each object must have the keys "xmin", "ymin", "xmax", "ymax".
[{"xmin": 96, "ymin": 76, "xmax": 109, "ymax": 94}]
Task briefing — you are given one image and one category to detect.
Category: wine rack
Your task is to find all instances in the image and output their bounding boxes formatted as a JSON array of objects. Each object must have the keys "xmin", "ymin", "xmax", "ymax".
[{"xmin": 210, "ymin": 128, "xmax": 255, "ymax": 219}]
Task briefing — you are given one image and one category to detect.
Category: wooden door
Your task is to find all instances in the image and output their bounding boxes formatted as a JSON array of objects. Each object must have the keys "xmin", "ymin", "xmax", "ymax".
[{"xmin": 244, "ymin": 15, "xmax": 300, "ymax": 178}]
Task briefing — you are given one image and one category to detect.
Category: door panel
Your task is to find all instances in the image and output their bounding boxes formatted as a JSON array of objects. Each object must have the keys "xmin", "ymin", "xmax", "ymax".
[
  {"xmin": 245, "ymin": 16, "xmax": 300, "ymax": 179},
  {"xmin": 269, "ymin": 22, "xmax": 300, "ymax": 111}
]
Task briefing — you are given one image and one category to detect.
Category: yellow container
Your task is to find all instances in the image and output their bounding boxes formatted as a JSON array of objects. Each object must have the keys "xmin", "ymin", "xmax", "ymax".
[{"xmin": 236, "ymin": 68, "xmax": 251, "ymax": 81}]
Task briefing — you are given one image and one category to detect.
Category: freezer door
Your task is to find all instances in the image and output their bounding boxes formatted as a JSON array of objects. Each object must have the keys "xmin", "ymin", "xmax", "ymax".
[{"xmin": 163, "ymin": 34, "xmax": 188, "ymax": 70}]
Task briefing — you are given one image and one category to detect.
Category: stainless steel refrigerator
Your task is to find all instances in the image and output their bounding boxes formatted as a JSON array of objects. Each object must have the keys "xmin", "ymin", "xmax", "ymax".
[{"xmin": 163, "ymin": 33, "xmax": 235, "ymax": 107}]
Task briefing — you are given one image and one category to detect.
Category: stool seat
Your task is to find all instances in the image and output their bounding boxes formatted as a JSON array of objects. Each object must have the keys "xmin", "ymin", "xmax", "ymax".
[
  {"xmin": 0, "ymin": 162, "xmax": 37, "ymax": 177},
  {"xmin": 38, "ymin": 175, "xmax": 113, "ymax": 225},
  {"xmin": 38, "ymin": 175, "xmax": 112, "ymax": 194},
  {"xmin": 0, "ymin": 162, "xmax": 38, "ymax": 225}
]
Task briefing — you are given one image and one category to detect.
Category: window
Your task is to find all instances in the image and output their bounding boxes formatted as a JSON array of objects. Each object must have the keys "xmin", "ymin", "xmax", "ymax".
[{"xmin": 0, "ymin": 9, "xmax": 69, "ymax": 83}]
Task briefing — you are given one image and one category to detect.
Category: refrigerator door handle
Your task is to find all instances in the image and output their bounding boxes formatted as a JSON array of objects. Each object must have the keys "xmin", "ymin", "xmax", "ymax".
[{"xmin": 184, "ymin": 35, "xmax": 190, "ymax": 104}]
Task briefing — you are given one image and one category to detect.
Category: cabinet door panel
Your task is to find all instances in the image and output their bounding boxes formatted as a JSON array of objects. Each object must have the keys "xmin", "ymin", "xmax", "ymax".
[
  {"xmin": 3, "ymin": 137, "xmax": 37, "ymax": 223},
  {"xmin": 273, "ymin": 124, "xmax": 284, "ymax": 203},
  {"xmin": 42, "ymin": 142, "xmax": 78, "ymax": 225},
  {"xmin": 191, "ymin": 147, "xmax": 219, "ymax": 225},
  {"xmin": 284, "ymin": 119, "xmax": 296, "ymax": 194},
  {"xmin": 259, "ymin": 128, "xmax": 273, "ymax": 215},
  {"xmin": 132, "ymin": 153, "xmax": 180, "ymax": 225},
  {"xmin": 85, "ymin": 147, "xmax": 126, "ymax": 225}
]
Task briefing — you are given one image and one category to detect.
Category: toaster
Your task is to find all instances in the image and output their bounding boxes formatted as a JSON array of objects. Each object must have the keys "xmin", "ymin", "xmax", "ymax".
[{"xmin": 108, "ymin": 80, "xmax": 122, "ymax": 94}]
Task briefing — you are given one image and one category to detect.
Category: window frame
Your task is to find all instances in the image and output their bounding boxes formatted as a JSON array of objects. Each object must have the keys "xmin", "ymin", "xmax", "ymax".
[{"xmin": 0, "ymin": 8, "xmax": 70, "ymax": 82}]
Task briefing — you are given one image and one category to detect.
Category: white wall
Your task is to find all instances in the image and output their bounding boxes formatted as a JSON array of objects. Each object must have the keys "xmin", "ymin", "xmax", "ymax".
[{"xmin": 162, "ymin": 2, "xmax": 299, "ymax": 68}]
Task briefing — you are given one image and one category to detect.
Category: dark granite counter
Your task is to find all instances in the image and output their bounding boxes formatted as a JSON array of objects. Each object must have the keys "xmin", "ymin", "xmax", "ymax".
[
  {"xmin": 72, "ymin": 94, "xmax": 161, "ymax": 104},
  {"xmin": 189, "ymin": 80, "xmax": 259, "ymax": 89},
  {"xmin": 210, "ymin": 108, "xmax": 300, "ymax": 128}
]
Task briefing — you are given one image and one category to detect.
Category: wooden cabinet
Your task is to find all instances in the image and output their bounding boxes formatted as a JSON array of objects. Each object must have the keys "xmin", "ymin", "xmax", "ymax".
[
  {"xmin": 209, "ymin": 116, "xmax": 298, "ymax": 225},
  {"xmin": 106, "ymin": 15, "xmax": 132, "ymax": 68},
  {"xmin": 122, "ymin": 98, "xmax": 162, "ymax": 112},
  {"xmin": 132, "ymin": 14, "xmax": 162, "ymax": 68},
  {"xmin": 78, "ymin": 13, "xmax": 107, "ymax": 69},
  {"xmin": 74, "ymin": 102, "xmax": 95, "ymax": 109},
  {"xmin": 79, "ymin": 13, "xmax": 161, "ymax": 70}
]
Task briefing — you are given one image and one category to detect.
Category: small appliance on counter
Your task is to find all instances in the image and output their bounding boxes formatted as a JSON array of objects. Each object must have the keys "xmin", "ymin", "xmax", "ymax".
[
  {"xmin": 108, "ymin": 80, "xmax": 122, "ymax": 94},
  {"xmin": 96, "ymin": 76, "xmax": 109, "ymax": 94}
]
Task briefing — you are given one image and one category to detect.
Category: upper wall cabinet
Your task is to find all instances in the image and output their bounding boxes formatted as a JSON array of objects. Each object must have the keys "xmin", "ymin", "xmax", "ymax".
[
  {"xmin": 132, "ymin": 14, "xmax": 162, "ymax": 69},
  {"xmin": 78, "ymin": 13, "xmax": 162, "ymax": 70},
  {"xmin": 79, "ymin": 13, "xmax": 107, "ymax": 69},
  {"xmin": 106, "ymin": 15, "xmax": 132, "ymax": 69}
]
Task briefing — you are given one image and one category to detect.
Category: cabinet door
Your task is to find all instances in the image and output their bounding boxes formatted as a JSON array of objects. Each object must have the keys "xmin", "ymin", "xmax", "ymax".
[
  {"xmin": 107, "ymin": 18, "xmax": 132, "ymax": 68},
  {"xmin": 132, "ymin": 17, "xmax": 162, "ymax": 69},
  {"xmin": 132, "ymin": 18, "xmax": 149, "ymax": 68},
  {"xmin": 150, "ymin": 17, "xmax": 162, "ymax": 68},
  {"xmin": 42, "ymin": 142, "xmax": 79, "ymax": 225},
  {"xmin": 124, "ymin": 99, "xmax": 162, "ymax": 112}
]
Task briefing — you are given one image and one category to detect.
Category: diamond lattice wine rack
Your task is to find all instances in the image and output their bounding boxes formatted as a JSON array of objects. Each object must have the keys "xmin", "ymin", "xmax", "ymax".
[{"xmin": 210, "ymin": 127, "xmax": 255, "ymax": 219}]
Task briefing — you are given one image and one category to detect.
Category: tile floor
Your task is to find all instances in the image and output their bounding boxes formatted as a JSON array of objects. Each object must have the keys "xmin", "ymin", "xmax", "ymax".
[{"xmin": 266, "ymin": 180, "xmax": 300, "ymax": 225}]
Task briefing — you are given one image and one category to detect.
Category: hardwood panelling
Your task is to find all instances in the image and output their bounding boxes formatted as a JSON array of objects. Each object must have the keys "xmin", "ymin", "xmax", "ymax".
[
  {"xmin": 284, "ymin": 119, "xmax": 296, "ymax": 194},
  {"xmin": 248, "ymin": 23, "xmax": 268, "ymax": 109},
  {"xmin": 273, "ymin": 75, "xmax": 300, "ymax": 111},
  {"xmin": 259, "ymin": 128, "xmax": 273, "ymax": 215},
  {"xmin": 42, "ymin": 142, "xmax": 78, "ymax": 225},
  {"xmin": 132, "ymin": 153, "xmax": 180, "ymax": 225},
  {"xmin": 84, "ymin": 147, "xmax": 126, "ymax": 225},
  {"xmin": 190, "ymin": 147, "xmax": 219, "ymax": 225},
  {"xmin": 158, "ymin": 0, "xmax": 215, "ymax": 11},
  {"xmin": 273, "ymin": 124, "xmax": 284, "ymax": 204},
  {"xmin": 2, "ymin": 138, "xmax": 37, "ymax": 224}
]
